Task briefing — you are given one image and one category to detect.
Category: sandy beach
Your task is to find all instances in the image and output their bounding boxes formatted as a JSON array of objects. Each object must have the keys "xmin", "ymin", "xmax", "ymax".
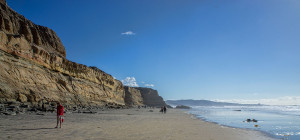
[{"xmin": 0, "ymin": 108, "xmax": 274, "ymax": 140}]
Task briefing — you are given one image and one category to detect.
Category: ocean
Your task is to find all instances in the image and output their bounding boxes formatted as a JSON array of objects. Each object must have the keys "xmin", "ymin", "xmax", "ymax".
[{"xmin": 188, "ymin": 105, "xmax": 300, "ymax": 140}]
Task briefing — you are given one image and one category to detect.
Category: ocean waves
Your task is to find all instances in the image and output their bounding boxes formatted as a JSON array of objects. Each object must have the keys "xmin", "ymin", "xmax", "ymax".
[{"xmin": 189, "ymin": 105, "xmax": 300, "ymax": 140}]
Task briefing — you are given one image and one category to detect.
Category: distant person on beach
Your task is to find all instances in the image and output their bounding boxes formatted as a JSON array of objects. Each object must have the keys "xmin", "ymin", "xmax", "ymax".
[
  {"xmin": 163, "ymin": 106, "xmax": 167, "ymax": 114},
  {"xmin": 42, "ymin": 103, "xmax": 46, "ymax": 112},
  {"xmin": 160, "ymin": 107, "xmax": 164, "ymax": 113},
  {"xmin": 55, "ymin": 102, "xmax": 64, "ymax": 128}
]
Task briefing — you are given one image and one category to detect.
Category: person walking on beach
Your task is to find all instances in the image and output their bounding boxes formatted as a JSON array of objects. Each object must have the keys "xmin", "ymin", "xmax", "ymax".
[
  {"xmin": 160, "ymin": 107, "xmax": 164, "ymax": 113},
  {"xmin": 42, "ymin": 103, "xmax": 46, "ymax": 112},
  {"xmin": 163, "ymin": 106, "xmax": 167, "ymax": 114},
  {"xmin": 55, "ymin": 102, "xmax": 64, "ymax": 128}
]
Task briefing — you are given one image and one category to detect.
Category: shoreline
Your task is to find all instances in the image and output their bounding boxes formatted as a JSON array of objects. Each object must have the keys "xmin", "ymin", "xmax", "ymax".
[
  {"xmin": 0, "ymin": 108, "xmax": 275, "ymax": 140},
  {"xmin": 183, "ymin": 110, "xmax": 277, "ymax": 140}
]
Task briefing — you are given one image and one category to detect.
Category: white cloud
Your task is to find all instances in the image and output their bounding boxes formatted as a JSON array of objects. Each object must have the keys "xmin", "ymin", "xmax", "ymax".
[
  {"xmin": 215, "ymin": 96, "xmax": 300, "ymax": 105},
  {"xmin": 144, "ymin": 84, "xmax": 154, "ymax": 87},
  {"xmin": 121, "ymin": 77, "xmax": 155, "ymax": 88},
  {"xmin": 121, "ymin": 77, "xmax": 139, "ymax": 87},
  {"xmin": 121, "ymin": 31, "xmax": 135, "ymax": 35}
]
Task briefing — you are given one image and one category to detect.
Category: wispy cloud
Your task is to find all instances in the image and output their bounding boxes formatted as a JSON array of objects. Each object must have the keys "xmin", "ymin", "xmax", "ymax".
[
  {"xmin": 121, "ymin": 31, "xmax": 136, "ymax": 35},
  {"xmin": 215, "ymin": 96, "xmax": 300, "ymax": 105},
  {"xmin": 121, "ymin": 77, "xmax": 139, "ymax": 87},
  {"xmin": 144, "ymin": 84, "xmax": 154, "ymax": 87}
]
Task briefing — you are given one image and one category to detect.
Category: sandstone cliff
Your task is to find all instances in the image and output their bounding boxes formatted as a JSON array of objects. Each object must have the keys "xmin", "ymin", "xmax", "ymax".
[
  {"xmin": 0, "ymin": 0, "xmax": 65, "ymax": 58},
  {"xmin": 0, "ymin": 1, "xmax": 125, "ymax": 108},
  {"xmin": 137, "ymin": 87, "xmax": 166, "ymax": 107},
  {"xmin": 124, "ymin": 86, "xmax": 144, "ymax": 107},
  {"xmin": 124, "ymin": 86, "xmax": 166, "ymax": 107}
]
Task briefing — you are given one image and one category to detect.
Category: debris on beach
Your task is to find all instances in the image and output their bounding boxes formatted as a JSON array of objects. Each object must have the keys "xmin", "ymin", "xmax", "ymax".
[
  {"xmin": 82, "ymin": 111, "xmax": 97, "ymax": 114},
  {"xmin": 36, "ymin": 113, "xmax": 45, "ymax": 115},
  {"xmin": 243, "ymin": 119, "xmax": 258, "ymax": 123}
]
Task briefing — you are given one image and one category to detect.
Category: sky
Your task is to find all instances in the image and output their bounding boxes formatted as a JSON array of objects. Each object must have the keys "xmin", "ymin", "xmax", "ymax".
[{"xmin": 7, "ymin": 0, "xmax": 300, "ymax": 105}]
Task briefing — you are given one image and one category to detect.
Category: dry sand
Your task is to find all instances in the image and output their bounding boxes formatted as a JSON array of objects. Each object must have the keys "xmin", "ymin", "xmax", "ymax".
[{"xmin": 0, "ymin": 108, "xmax": 275, "ymax": 140}]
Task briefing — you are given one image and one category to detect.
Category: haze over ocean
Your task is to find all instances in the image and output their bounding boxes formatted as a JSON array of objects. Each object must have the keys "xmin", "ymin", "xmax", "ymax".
[{"xmin": 7, "ymin": 0, "xmax": 300, "ymax": 104}]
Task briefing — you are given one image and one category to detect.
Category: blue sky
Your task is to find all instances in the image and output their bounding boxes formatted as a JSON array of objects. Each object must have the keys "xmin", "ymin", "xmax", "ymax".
[{"xmin": 7, "ymin": 0, "xmax": 300, "ymax": 104}]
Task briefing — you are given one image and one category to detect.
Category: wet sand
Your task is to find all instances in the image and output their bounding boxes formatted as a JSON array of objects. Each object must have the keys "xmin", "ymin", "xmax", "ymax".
[{"xmin": 0, "ymin": 108, "xmax": 275, "ymax": 140}]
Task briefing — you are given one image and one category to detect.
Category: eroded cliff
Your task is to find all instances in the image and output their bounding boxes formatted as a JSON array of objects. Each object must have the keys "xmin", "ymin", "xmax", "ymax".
[
  {"xmin": 0, "ymin": 1, "xmax": 125, "ymax": 108},
  {"xmin": 124, "ymin": 86, "xmax": 166, "ymax": 107},
  {"xmin": 137, "ymin": 87, "xmax": 166, "ymax": 107},
  {"xmin": 0, "ymin": 1, "xmax": 168, "ymax": 111},
  {"xmin": 124, "ymin": 86, "xmax": 144, "ymax": 107}
]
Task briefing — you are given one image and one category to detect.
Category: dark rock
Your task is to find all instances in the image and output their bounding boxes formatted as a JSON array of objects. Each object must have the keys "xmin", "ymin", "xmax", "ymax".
[
  {"xmin": 83, "ymin": 111, "xmax": 97, "ymax": 114},
  {"xmin": 3, "ymin": 111, "xmax": 16, "ymax": 115},
  {"xmin": 245, "ymin": 119, "xmax": 258, "ymax": 123},
  {"xmin": 20, "ymin": 104, "xmax": 30, "ymax": 108},
  {"xmin": 50, "ymin": 102, "xmax": 56, "ymax": 107},
  {"xmin": 6, "ymin": 105, "xmax": 19, "ymax": 112},
  {"xmin": 29, "ymin": 108, "xmax": 37, "ymax": 112},
  {"xmin": 175, "ymin": 105, "xmax": 191, "ymax": 109},
  {"xmin": 0, "ymin": 104, "xmax": 4, "ymax": 111},
  {"xmin": 7, "ymin": 101, "xmax": 20, "ymax": 106}
]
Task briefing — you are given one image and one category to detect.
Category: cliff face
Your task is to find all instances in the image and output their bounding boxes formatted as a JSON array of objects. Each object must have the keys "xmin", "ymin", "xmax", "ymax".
[
  {"xmin": 0, "ymin": 1, "xmax": 125, "ymax": 107},
  {"xmin": 0, "ymin": 0, "xmax": 6, "ymax": 5},
  {"xmin": 0, "ymin": 1, "xmax": 65, "ymax": 58},
  {"xmin": 124, "ymin": 86, "xmax": 166, "ymax": 107},
  {"xmin": 124, "ymin": 86, "xmax": 143, "ymax": 107},
  {"xmin": 136, "ymin": 87, "xmax": 166, "ymax": 107}
]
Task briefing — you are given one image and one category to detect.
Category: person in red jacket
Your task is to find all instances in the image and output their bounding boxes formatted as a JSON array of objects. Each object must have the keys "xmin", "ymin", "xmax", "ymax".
[{"xmin": 55, "ymin": 102, "xmax": 64, "ymax": 128}]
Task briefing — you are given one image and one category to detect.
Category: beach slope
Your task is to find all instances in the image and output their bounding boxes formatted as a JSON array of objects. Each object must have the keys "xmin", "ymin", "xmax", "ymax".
[{"xmin": 0, "ymin": 109, "xmax": 274, "ymax": 140}]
